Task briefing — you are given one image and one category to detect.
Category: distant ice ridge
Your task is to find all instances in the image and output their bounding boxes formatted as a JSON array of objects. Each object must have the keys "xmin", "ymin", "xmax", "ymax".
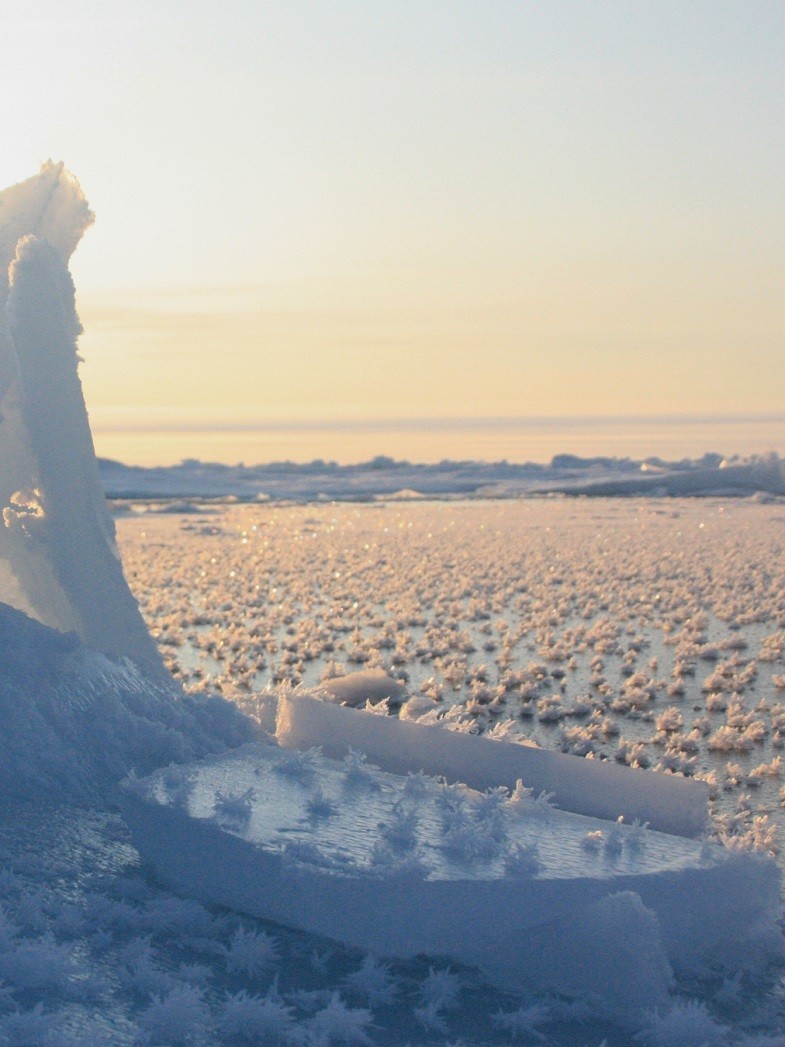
[
  {"xmin": 97, "ymin": 450, "xmax": 785, "ymax": 502},
  {"xmin": 0, "ymin": 163, "xmax": 168, "ymax": 683}
]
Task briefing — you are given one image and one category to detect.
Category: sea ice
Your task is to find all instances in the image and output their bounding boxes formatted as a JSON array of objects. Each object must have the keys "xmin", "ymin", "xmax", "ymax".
[{"xmin": 276, "ymin": 691, "xmax": 709, "ymax": 837}]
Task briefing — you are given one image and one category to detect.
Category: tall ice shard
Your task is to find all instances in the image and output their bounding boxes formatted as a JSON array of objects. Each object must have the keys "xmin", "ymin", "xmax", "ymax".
[{"xmin": 0, "ymin": 163, "xmax": 169, "ymax": 684}]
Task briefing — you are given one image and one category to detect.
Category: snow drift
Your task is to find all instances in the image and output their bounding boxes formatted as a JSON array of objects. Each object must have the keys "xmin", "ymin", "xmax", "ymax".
[{"xmin": 0, "ymin": 600, "xmax": 250, "ymax": 801}]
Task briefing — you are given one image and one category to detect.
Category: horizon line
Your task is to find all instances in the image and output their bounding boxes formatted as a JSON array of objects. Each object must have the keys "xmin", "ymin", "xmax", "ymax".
[{"xmin": 90, "ymin": 411, "xmax": 785, "ymax": 435}]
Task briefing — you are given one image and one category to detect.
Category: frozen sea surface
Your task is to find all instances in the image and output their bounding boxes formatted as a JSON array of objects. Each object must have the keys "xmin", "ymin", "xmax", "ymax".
[
  {"xmin": 1, "ymin": 801, "xmax": 570, "ymax": 1046},
  {"xmin": 119, "ymin": 497, "xmax": 785, "ymax": 858},
  {"xmin": 1, "ymin": 497, "xmax": 784, "ymax": 1044},
  {"xmin": 95, "ymin": 495, "xmax": 785, "ymax": 1044}
]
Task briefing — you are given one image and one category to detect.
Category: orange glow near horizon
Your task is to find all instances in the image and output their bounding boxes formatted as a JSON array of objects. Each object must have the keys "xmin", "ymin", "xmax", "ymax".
[
  {"xmin": 5, "ymin": 4, "xmax": 784, "ymax": 464},
  {"xmin": 76, "ymin": 253, "xmax": 785, "ymax": 431}
]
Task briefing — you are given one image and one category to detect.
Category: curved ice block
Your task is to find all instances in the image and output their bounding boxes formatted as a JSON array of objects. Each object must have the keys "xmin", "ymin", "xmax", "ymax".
[{"xmin": 122, "ymin": 741, "xmax": 783, "ymax": 1022}]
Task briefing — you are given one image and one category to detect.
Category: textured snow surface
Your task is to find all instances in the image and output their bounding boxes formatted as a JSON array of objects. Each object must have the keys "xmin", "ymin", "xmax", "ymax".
[
  {"xmin": 0, "ymin": 601, "xmax": 251, "ymax": 802},
  {"xmin": 124, "ymin": 499, "xmax": 785, "ymax": 855}
]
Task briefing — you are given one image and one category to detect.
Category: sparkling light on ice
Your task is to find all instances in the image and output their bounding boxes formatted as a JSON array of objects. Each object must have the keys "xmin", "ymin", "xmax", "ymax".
[{"xmin": 0, "ymin": 164, "xmax": 784, "ymax": 1045}]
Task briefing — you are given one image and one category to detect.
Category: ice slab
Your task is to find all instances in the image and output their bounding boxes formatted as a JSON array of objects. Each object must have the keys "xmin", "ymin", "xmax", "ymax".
[
  {"xmin": 122, "ymin": 741, "xmax": 782, "ymax": 1019},
  {"xmin": 276, "ymin": 692, "xmax": 709, "ymax": 837}
]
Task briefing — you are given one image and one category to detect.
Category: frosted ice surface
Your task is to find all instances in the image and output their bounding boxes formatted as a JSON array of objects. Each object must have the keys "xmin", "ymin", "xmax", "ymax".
[
  {"xmin": 127, "ymin": 744, "xmax": 714, "ymax": 881},
  {"xmin": 123, "ymin": 738, "xmax": 782, "ymax": 1013}
]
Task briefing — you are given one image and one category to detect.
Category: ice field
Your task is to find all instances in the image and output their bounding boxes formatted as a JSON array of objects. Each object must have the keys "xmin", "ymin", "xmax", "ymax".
[
  {"xmin": 2, "ymin": 164, "xmax": 785, "ymax": 1045},
  {"xmin": 111, "ymin": 496, "xmax": 785, "ymax": 1045},
  {"xmin": 120, "ymin": 498, "xmax": 785, "ymax": 857},
  {"xmin": 3, "ymin": 499, "xmax": 785, "ymax": 1046}
]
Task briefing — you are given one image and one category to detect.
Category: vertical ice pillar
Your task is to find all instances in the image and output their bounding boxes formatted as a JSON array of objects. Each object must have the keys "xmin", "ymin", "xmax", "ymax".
[{"xmin": 0, "ymin": 163, "xmax": 170, "ymax": 685}]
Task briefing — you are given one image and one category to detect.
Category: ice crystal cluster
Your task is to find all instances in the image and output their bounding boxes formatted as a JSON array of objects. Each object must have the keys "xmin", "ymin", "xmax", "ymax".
[{"xmin": 121, "ymin": 498, "xmax": 785, "ymax": 854}]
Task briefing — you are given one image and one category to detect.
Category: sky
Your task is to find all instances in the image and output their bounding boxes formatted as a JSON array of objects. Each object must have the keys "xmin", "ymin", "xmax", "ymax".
[{"xmin": 1, "ymin": 1, "xmax": 784, "ymax": 463}]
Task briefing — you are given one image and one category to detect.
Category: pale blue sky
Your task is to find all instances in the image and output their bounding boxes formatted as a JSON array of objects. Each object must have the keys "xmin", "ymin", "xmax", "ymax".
[{"xmin": 2, "ymin": 1, "xmax": 784, "ymax": 453}]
